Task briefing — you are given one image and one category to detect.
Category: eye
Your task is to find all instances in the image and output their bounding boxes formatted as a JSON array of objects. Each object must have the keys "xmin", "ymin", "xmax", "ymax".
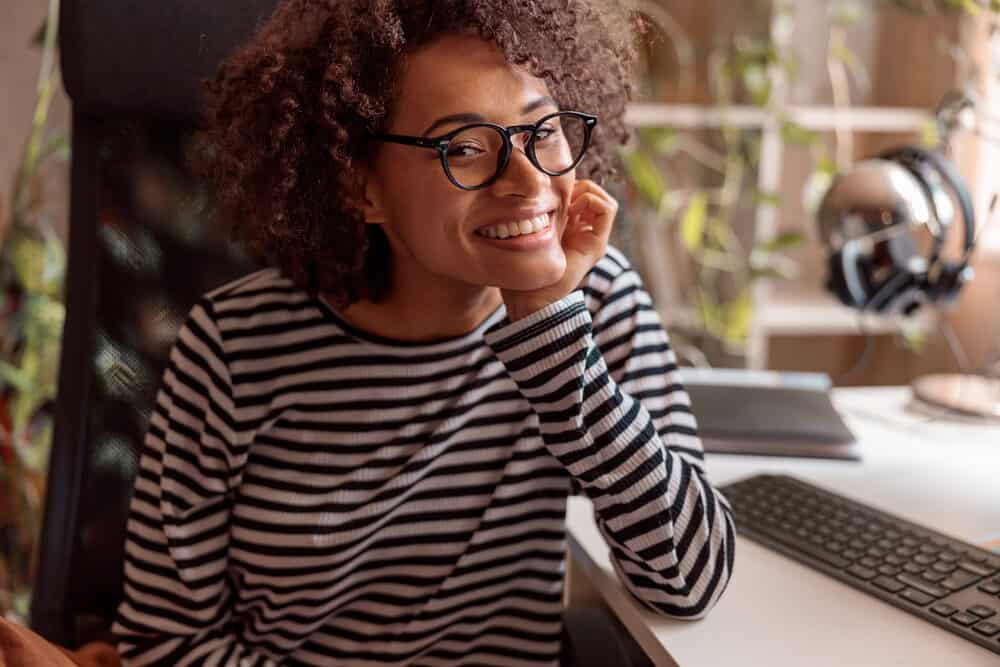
[
  {"xmin": 446, "ymin": 143, "xmax": 487, "ymax": 159},
  {"xmin": 534, "ymin": 124, "xmax": 560, "ymax": 142}
]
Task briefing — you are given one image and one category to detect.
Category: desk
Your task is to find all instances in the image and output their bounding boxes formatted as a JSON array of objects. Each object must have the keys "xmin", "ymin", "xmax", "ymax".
[{"xmin": 564, "ymin": 386, "xmax": 1000, "ymax": 667}]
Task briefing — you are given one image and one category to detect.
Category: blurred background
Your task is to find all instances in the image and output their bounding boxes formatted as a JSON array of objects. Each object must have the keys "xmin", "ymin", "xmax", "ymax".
[{"xmin": 1, "ymin": 0, "xmax": 999, "ymax": 626}]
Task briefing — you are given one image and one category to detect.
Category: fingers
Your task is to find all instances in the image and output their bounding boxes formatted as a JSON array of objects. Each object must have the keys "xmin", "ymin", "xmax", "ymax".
[{"xmin": 567, "ymin": 179, "xmax": 617, "ymax": 247}]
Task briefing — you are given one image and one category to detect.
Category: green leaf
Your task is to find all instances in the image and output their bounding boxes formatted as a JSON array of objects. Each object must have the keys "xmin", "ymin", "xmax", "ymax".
[
  {"xmin": 752, "ymin": 190, "xmax": 781, "ymax": 206},
  {"xmin": 0, "ymin": 361, "xmax": 32, "ymax": 392},
  {"xmin": 831, "ymin": 1, "xmax": 864, "ymax": 25},
  {"xmin": 696, "ymin": 294, "xmax": 724, "ymax": 338},
  {"xmin": 40, "ymin": 132, "xmax": 71, "ymax": 163},
  {"xmin": 622, "ymin": 150, "xmax": 666, "ymax": 209},
  {"xmin": 920, "ymin": 119, "xmax": 941, "ymax": 148},
  {"xmin": 637, "ymin": 127, "xmax": 678, "ymax": 156},
  {"xmin": 722, "ymin": 289, "xmax": 754, "ymax": 345},
  {"xmin": 780, "ymin": 120, "xmax": 819, "ymax": 147},
  {"xmin": 760, "ymin": 231, "xmax": 804, "ymax": 252},
  {"xmin": 750, "ymin": 266, "xmax": 792, "ymax": 280},
  {"xmin": 680, "ymin": 191, "xmax": 708, "ymax": 252},
  {"xmin": 817, "ymin": 156, "xmax": 839, "ymax": 177},
  {"xmin": 900, "ymin": 327, "xmax": 928, "ymax": 351},
  {"xmin": 802, "ymin": 168, "xmax": 836, "ymax": 218}
]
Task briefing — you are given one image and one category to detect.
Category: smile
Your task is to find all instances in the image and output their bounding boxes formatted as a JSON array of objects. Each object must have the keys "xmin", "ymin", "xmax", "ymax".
[{"xmin": 475, "ymin": 213, "xmax": 552, "ymax": 239}]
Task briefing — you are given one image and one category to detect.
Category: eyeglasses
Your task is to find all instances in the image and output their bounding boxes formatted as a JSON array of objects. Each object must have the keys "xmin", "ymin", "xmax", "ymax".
[{"xmin": 370, "ymin": 110, "xmax": 598, "ymax": 190}]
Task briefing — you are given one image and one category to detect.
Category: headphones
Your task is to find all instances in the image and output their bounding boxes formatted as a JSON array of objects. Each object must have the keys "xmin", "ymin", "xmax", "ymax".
[{"xmin": 820, "ymin": 145, "xmax": 976, "ymax": 316}]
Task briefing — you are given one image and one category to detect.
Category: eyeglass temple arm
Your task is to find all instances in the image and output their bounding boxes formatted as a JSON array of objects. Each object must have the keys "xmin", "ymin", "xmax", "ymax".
[{"xmin": 371, "ymin": 133, "xmax": 442, "ymax": 150}]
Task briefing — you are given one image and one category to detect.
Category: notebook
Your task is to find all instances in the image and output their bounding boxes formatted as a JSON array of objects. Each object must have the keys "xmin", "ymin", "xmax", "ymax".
[{"xmin": 679, "ymin": 369, "xmax": 860, "ymax": 461}]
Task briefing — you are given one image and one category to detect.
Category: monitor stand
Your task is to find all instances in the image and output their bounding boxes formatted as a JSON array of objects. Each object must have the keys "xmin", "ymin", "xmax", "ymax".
[{"xmin": 910, "ymin": 373, "xmax": 1000, "ymax": 421}]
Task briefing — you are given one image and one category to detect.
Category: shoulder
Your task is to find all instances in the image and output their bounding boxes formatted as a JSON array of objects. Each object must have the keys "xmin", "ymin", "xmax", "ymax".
[{"xmin": 188, "ymin": 267, "xmax": 316, "ymax": 337}]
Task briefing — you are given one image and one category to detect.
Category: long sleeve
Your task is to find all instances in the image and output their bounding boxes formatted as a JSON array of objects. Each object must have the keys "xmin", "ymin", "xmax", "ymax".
[
  {"xmin": 484, "ymin": 262, "xmax": 736, "ymax": 619},
  {"xmin": 112, "ymin": 300, "xmax": 278, "ymax": 666}
]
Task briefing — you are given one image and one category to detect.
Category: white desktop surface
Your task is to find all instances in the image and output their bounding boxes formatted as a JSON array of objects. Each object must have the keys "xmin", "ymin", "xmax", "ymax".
[{"xmin": 565, "ymin": 386, "xmax": 1000, "ymax": 667}]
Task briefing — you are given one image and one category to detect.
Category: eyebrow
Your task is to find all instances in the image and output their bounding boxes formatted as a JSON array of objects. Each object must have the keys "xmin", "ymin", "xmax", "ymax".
[{"xmin": 420, "ymin": 96, "xmax": 558, "ymax": 136}]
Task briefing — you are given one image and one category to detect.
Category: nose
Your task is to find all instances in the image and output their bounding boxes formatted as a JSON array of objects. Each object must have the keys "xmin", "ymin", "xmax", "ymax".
[{"xmin": 492, "ymin": 143, "xmax": 548, "ymax": 198}]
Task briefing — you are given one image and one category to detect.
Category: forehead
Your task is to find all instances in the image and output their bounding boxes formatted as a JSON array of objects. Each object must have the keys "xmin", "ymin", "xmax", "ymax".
[{"xmin": 393, "ymin": 35, "xmax": 553, "ymax": 130}]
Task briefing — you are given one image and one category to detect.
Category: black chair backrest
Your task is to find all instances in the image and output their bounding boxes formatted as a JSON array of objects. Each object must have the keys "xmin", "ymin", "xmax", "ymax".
[{"xmin": 31, "ymin": 0, "xmax": 280, "ymax": 647}]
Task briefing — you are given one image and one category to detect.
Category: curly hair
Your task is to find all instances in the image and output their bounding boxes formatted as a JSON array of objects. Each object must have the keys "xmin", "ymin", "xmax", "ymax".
[{"xmin": 192, "ymin": 0, "xmax": 639, "ymax": 308}]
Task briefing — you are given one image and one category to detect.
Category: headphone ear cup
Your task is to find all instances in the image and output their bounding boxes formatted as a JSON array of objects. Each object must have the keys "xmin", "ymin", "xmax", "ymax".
[
  {"xmin": 929, "ymin": 261, "xmax": 968, "ymax": 305},
  {"xmin": 826, "ymin": 248, "xmax": 854, "ymax": 307}
]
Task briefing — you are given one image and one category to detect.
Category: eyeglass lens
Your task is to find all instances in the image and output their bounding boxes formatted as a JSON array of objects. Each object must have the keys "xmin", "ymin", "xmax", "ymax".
[{"xmin": 445, "ymin": 113, "xmax": 587, "ymax": 188}]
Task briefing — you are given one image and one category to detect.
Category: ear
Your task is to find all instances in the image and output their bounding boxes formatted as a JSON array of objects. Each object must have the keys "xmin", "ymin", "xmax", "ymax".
[{"xmin": 358, "ymin": 166, "xmax": 388, "ymax": 225}]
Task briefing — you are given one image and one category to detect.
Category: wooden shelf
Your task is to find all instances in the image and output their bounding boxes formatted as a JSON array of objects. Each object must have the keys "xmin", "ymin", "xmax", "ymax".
[
  {"xmin": 758, "ymin": 284, "xmax": 936, "ymax": 336},
  {"xmin": 659, "ymin": 284, "xmax": 936, "ymax": 338},
  {"xmin": 626, "ymin": 103, "xmax": 932, "ymax": 132}
]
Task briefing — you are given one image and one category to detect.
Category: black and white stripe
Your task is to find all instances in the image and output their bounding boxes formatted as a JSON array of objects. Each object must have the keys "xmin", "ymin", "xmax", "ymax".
[{"xmin": 113, "ymin": 246, "xmax": 735, "ymax": 666}]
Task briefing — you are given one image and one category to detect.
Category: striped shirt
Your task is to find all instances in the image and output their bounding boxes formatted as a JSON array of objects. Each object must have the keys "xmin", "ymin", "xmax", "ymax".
[{"xmin": 113, "ymin": 246, "xmax": 736, "ymax": 667}]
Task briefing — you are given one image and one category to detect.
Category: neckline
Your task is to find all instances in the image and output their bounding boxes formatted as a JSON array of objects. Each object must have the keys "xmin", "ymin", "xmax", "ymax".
[{"xmin": 312, "ymin": 294, "xmax": 507, "ymax": 350}]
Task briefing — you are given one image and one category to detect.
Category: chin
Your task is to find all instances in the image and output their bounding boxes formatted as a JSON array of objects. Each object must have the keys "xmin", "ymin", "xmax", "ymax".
[{"xmin": 494, "ymin": 262, "xmax": 566, "ymax": 292}]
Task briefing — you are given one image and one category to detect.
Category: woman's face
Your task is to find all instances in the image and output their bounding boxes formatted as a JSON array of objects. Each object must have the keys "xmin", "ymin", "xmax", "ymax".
[{"xmin": 363, "ymin": 34, "xmax": 576, "ymax": 296}]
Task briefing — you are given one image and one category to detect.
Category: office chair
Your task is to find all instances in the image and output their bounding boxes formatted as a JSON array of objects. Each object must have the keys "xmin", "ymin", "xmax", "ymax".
[
  {"xmin": 30, "ymin": 2, "xmax": 652, "ymax": 665},
  {"xmin": 30, "ymin": 0, "xmax": 271, "ymax": 648}
]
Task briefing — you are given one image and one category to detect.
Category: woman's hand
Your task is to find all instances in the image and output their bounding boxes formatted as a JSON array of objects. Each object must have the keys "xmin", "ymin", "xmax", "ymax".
[{"xmin": 501, "ymin": 179, "xmax": 618, "ymax": 321}]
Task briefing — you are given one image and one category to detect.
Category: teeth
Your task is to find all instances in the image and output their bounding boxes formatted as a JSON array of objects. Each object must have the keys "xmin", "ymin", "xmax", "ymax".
[{"xmin": 477, "ymin": 214, "xmax": 551, "ymax": 239}]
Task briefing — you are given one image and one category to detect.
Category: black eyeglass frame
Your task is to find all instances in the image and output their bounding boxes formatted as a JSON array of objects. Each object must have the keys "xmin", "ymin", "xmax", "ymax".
[{"xmin": 370, "ymin": 110, "xmax": 598, "ymax": 190}]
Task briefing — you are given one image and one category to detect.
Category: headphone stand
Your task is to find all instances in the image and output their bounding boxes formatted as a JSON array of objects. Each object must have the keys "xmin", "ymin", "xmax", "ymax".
[{"xmin": 910, "ymin": 372, "xmax": 1000, "ymax": 421}]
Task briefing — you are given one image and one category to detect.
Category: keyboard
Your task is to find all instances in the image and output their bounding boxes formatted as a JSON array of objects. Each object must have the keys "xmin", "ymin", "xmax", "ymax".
[{"xmin": 720, "ymin": 473, "xmax": 1000, "ymax": 656}]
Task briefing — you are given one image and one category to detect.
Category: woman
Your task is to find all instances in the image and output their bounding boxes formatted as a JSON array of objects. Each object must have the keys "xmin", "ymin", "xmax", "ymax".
[{"xmin": 112, "ymin": 1, "xmax": 736, "ymax": 665}]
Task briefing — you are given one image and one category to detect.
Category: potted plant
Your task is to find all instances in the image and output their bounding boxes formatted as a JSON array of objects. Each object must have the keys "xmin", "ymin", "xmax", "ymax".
[{"xmin": 0, "ymin": 0, "xmax": 68, "ymax": 622}]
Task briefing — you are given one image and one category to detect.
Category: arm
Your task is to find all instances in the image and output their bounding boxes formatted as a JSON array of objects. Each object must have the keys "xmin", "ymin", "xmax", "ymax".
[
  {"xmin": 113, "ymin": 301, "xmax": 278, "ymax": 666},
  {"xmin": 484, "ymin": 265, "xmax": 735, "ymax": 618}
]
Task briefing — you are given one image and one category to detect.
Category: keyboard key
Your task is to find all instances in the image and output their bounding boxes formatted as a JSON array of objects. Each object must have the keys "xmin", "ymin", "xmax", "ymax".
[
  {"xmin": 896, "ymin": 573, "xmax": 947, "ymax": 598},
  {"xmin": 930, "ymin": 603, "xmax": 958, "ymax": 617},
  {"xmin": 978, "ymin": 582, "xmax": 1000, "ymax": 595},
  {"xmin": 968, "ymin": 605, "xmax": 997, "ymax": 619},
  {"xmin": 874, "ymin": 576, "xmax": 905, "ymax": 593},
  {"xmin": 938, "ymin": 551, "xmax": 959, "ymax": 563},
  {"xmin": 972, "ymin": 621, "xmax": 1000, "ymax": 637},
  {"xmin": 951, "ymin": 612, "xmax": 979, "ymax": 627},
  {"xmin": 931, "ymin": 561, "xmax": 957, "ymax": 574},
  {"xmin": 847, "ymin": 564, "xmax": 877, "ymax": 581},
  {"xmin": 860, "ymin": 556, "xmax": 881, "ymax": 568},
  {"xmin": 957, "ymin": 560, "xmax": 996, "ymax": 577},
  {"xmin": 878, "ymin": 564, "xmax": 901, "ymax": 577},
  {"xmin": 914, "ymin": 554, "xmax": 936, "ymax": 565},
  {"xmin": 922, "ymin": 571, "xmax": 947, "ymax": 583},
  {"xmin": 902, "ymin": 563, "xmax": 924, "ymax": 575},
  {"xmin": 940, "ymin": 570, "xmax": 981, "ymax": 591},
  {"xmin": 899, "ymin": 588, "xmax": 934, "ymax": 606}
]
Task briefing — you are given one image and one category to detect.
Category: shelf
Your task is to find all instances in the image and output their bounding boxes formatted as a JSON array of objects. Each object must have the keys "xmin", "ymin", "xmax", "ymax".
[
  {"xmin": 626, "ymin": 103, "xmax": 932, "ymax": 132},
  {"xmin": 658, "ymin": 284, "xmax": 936, "ymax": 338},
  {"xmin": 757, "ymin": 284, "xmax": 936, "ymax": 336}
]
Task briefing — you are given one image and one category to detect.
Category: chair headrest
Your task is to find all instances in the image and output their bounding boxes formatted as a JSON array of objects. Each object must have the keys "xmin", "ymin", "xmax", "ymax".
[{"xmin": 59, "ymin": 0, "xmax": 281, "ymax": 122}]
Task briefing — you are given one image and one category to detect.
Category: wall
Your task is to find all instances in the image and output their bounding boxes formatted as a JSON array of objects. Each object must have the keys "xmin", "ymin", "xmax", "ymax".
[{"xmin": 0, "ymin": 0, "xmax": 70, "ymax": 243}]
